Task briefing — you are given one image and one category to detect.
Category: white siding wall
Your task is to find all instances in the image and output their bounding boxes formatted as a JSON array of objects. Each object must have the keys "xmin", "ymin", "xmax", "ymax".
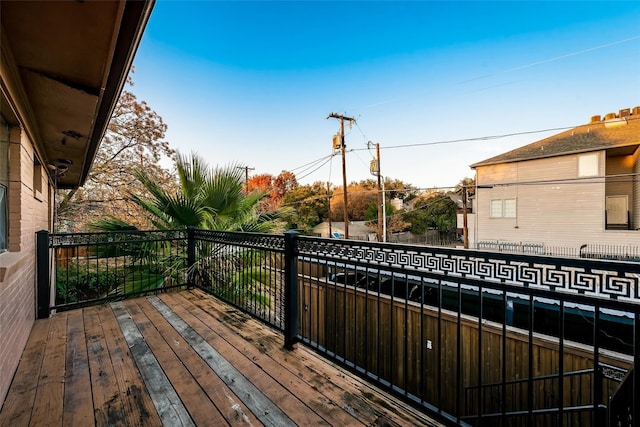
[{"xmin": 473, "ymin": 151, "xmax": 640, "ymax": 249}]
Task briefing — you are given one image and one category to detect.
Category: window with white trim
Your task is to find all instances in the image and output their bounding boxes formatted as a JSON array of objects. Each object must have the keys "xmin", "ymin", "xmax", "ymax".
[
  {"xmin": 490, "ymin": 198, "xmax": 517, "ymax": 218},
  {"xmin": 578, "ymin": 153, "xmax": 598, "ymax": 177},
  {"xmin": 504, "ymin": 198, "xmax": 517, "ymax": 218},
  {"xmin": 490, "ymin": 199, "xmax": 502, "ymax": 218}
]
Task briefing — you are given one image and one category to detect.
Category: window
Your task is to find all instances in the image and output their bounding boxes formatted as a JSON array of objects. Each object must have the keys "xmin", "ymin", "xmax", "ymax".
[
  {"xmin": 490, "ymin": 198, "xmax": 517, "ymax": 218},
  {"xmin": 578, "ymin": 153, "xmax": 598, "ymax": 177},
  {"xmin": 490, "ymin": 199, "xmax": 502, "ymax": 218},
  {"xmin": 504, "ymin": 198, "xmax": 517, "ymax": 218}
]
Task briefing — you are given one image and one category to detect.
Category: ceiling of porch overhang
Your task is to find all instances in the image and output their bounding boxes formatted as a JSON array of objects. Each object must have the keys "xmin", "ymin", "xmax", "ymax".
[{"xmin": 0, "ymin": 0, "xmax": 154, "ymax": 189}]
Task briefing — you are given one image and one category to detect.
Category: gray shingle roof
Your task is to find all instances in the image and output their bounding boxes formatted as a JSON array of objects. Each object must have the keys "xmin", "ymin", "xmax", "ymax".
[{"xmin": 471, "ymin": 115, "xmax": 640, "ymax": 168}]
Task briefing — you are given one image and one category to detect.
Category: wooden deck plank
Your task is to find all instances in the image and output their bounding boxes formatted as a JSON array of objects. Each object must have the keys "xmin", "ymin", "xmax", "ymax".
[
  {"xmin": 97, "ymin": 304, "xmax": 161, "ymax": 427},
  {"xmin": 147, "ymin": 296, "xmax": 300, "ymax": 427},
  {"xmin": 110, "ymin": 302, "xmax": 193, "ymax": 427},
  {"xmin": 29, "ymin": 312, "xmax": 67, "ymax": 427},
  {"xmin": 3, "ymin": 290, "xmax": 443, "ymax": 427},
  {"xmin": 173, "ymin": 292, "xmax": 372, "ymax": 425},
  {"xmin": 163, "ymin": 292, "xmax": 368, "ymax": 426},
  {"xmin": 0, "ymin": 319, "xmax": 50, "ymax": 426},
  {"xmin": 182, "ymin": 289, "xmax": 440, "ymax": 427},
  {"xmin": 129, "ymin": 298, "xmax": 260, "ymax": 426},
  {"xmin": 122, "ymin": 299, "xmax": 229, "ymax": 427},
  {"xmin": 85, "ymin": 305, "xmax": 127, "ymax": 426},
  {"xmin": 62, "ymin": 309, "xmax": 94, "ymax": 427}
]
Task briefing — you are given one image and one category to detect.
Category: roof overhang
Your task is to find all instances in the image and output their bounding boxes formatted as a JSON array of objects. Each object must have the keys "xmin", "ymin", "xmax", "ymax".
[
  {"xmin": 471, "ymin": 141, "xmax": 640, "ymax": 169},
  {"xmin": 0, "ymin": 0, "xmax": 154, "ymax": 189},
  {"xmin": 470, "ymin": 116, "xmax": 640, "ymax": 170}
]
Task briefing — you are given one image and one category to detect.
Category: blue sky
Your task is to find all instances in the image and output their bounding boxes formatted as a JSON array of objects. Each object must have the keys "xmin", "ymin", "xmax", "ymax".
[{"xmin": 131, "ymin": 1, "xmax": 640, "ymax": 189}]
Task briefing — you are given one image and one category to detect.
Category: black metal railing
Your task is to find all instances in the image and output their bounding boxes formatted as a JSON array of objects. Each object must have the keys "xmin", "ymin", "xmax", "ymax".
[
  {"xmin": 38, "ymin": 229, "xmax": 640, "ymax": 426},
  {"xmin": 39, "ymin": 229, "xmax": 189, "ymax": 312},
  {"xmin": 188, "ymin": 229, "xmax": 288, "ymax": 332},
  {"xmin": 477, "ymin": 239, "xmax": 640, "ymax": 262},
  {"xmin": 580, "ymin": 243, "xmax": 640, "ymax": 262},
  {"xmin": 291, "ymin": 236, "xmax": 639, "ymax": 426}
]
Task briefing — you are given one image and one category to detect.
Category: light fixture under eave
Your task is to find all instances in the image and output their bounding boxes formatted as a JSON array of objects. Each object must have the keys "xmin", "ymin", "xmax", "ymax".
[{"xmin": 47, "ymin": 158, "xmax": 72, "ymax": 174}]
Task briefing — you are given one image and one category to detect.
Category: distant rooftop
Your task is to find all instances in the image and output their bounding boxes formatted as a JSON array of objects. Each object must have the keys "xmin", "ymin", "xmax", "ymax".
[{"xmin": 471, "ymin": 107, "xmax": 640, "ymax": 168}]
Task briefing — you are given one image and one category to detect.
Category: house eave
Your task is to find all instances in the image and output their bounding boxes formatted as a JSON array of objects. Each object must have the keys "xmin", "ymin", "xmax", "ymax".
[
  {"xmin": 0, "ymin": 0, "xmax": 155, "ymax": 189},
  {"xmin": 471, "ymin": 141, "xmax": 640, "ymax": 169}
]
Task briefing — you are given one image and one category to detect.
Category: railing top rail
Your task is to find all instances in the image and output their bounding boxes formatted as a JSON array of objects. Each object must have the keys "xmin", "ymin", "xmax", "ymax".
[
  {"xmin": 193, "ymin": 229, "xmax": 286, "ymax": 252},
  {"xmin": 298, "ymin": 236, "xmax": 640, "ymax": 305},
  {"xmin": 50, "ymin": 229, "xmax": 188, "ymax": 247}
]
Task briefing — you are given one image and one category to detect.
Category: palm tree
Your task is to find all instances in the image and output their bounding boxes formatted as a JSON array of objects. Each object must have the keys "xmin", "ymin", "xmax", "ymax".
[
  {"xmin": 93, "ymin": 152, "xmax": 284, "ymax": 232},
  {"xmin": 90, "ymin": 153, "xmax": 291, "ymax": 310}
]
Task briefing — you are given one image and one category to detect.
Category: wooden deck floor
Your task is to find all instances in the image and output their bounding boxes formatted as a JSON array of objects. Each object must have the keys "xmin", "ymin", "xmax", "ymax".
[{"xmin": 0, "ymin": 289, "xmax": 442, "ymax": 426}]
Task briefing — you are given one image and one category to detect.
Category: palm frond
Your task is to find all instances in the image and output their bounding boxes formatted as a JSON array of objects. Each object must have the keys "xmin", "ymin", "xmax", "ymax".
[{"xmin": 89, "ymin": 216, "xmax": 138, "ymax": 232}]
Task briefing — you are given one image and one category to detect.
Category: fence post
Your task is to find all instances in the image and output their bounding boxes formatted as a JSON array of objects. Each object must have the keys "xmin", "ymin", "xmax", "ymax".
[
  {"xmin": 36, "ymin": 230, "xmax": 50, "ymax": 319},
  {"xmin": 283, "ymin": 230, "xmax": 299, "ymax": 350},
  {"xmin": 186, "ymin": 227, "xmax": 196, "ymax": 288}
]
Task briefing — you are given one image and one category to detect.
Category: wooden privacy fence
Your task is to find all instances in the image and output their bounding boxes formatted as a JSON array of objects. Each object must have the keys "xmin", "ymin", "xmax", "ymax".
[{"xmin": 298, "ymin": 277, "xmax": 631, "ymax": 425}]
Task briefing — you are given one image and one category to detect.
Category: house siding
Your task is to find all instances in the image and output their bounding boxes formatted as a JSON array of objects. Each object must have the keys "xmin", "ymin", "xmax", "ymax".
[
  {"xmin": 0, "ymin": 125, "xmax": 51, "ymax": 406},
  {"xmin": 473, "ymin": 151, "xmax": 640, "ymax": 250}
]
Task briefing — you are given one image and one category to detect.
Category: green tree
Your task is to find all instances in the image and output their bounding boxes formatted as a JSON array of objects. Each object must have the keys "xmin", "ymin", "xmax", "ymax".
[
  {"xmin": 455, "ymin": 176, "xmax": 476, "ymax": 198},
  {"xmin": 385, "ymin": 178, "xmax": 418, "ymax": 201},
  {"xmin": 57, "ymin": 74, "xmax": 175, "ymax": 231},
  {"xmin": 282, "ymin": 181, "xmax": 329, "ymax": 232},
  {"xmin": 403, "ymin": 193, "xmax": 457, "ymax": 234}
]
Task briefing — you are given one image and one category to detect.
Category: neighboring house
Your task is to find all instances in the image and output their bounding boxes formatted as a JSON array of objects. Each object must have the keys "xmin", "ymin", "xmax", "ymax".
[
  {"xmin": 0, "ymin": 1, "xmax": 152, "ymax": 404},
  {"xmin": 470, "ymin": 107, "xmax": 640, "ymax": 251}
]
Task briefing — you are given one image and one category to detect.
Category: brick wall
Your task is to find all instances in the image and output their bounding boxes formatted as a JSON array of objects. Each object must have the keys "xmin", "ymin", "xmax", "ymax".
[{"xmin": 0, "ymin": 126, "xmax": 51, "ymax": 406}]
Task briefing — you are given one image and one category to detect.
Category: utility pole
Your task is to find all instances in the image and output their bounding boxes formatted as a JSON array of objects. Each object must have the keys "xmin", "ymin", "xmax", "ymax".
[
  {"xmin": 327, "ymin": 113, "xmax": 355, "ymax": 239},
  {"xmin": 237, "ymin": 166, "xmax": 255, "ymax": 192},
  {"xmin": 368, "ymin": 141, "xmax": 386, "ymax": 242}
]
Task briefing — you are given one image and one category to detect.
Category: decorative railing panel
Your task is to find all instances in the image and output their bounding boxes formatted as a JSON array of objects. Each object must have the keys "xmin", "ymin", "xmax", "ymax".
[
  {"xmin": 193, "ymin": 229, "xmax": 285, "ymax": 252},
  {"xmin": 297, "ymin": 237, "xmax": 640, "ymax": 302}
]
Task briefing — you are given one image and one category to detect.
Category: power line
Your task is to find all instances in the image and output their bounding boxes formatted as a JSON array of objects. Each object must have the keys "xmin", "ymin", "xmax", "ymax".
[
  {"xmin": 466, "ymin": 35, "xmax": 640, "ymax": 84},
  {"xmin": 281, "ymin": 117, "xmax": 638, "ymax": 184},
  {"xmin": 295, "ymin": 154, "xmax": 333, "ymax": 177},
  {"xmin": 477, "ymin": 172, "xmax": 640, "ymax": 188},
  {"xmin": 280, "ymin": 171, "xmax": 640, "ymax": 211},
  {"xmin": 289, "ymin": 153, "xmax": 334, "ymax": 173},
  {"xmin": 295, "ymin": 154, "xmax": 336, "ymax": 182},
  {"xmin": 351, "ymin": 117, "xmax": 640, "ymax": 152},
  {"xmin": 350, "ymin": 35, "xmax": 640, "ymax": 112},
  {"xmin": 265, "ymin": 116, "xmax": 639, "ymax": 188}
]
